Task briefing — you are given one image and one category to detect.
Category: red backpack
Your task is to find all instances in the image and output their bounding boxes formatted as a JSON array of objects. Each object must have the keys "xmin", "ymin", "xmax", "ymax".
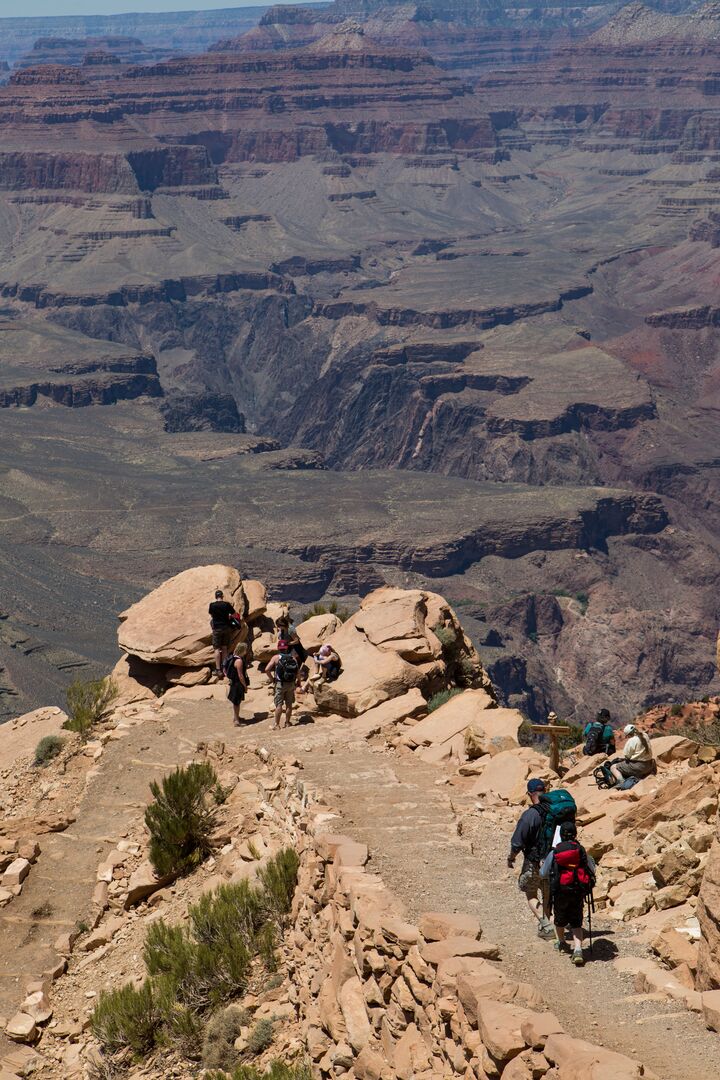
[{"xmin": 551, "ymin": 841, "xmax": 594, "ymax": 895}]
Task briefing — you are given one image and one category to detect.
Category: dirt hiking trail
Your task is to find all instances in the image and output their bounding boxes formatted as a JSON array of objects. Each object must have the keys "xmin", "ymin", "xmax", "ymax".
[{"xmin": 2, "ymin": 686, "xmax": 718, "ymax": 1076}]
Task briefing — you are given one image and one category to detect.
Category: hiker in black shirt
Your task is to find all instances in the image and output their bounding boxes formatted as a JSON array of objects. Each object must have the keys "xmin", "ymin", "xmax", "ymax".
[
  {"xmin": 209, "ymin": 589, "xmax": 237, "ymax": 677},
  {"xmin": 508, "ymin": 778, "xmax": 555, "ymax": 940}
]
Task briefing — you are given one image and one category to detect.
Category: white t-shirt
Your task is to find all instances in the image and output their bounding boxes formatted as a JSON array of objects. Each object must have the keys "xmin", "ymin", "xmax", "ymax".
[{"xmin": 624, "ymin": 734, "xmax": 653, "ymax": 762}]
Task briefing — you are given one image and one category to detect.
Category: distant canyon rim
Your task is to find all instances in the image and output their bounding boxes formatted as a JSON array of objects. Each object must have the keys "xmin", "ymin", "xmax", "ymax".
[{"xmin": 1, "ymin": 0, "xmax": 720, "ymax": 723}]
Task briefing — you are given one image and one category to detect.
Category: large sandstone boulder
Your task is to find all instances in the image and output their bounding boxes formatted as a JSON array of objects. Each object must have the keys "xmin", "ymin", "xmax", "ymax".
[
  {"xmin": 614, "ymin": 766, "xmax": 718, "ymax": 839},
  {"xmin": 313, "ymin": 587, "xmax": 490, "ymax": 717},
  {"xmin": 110, "ymin": 654, "xmax": 165, "ymax": 707},
  {"xmin": 118, "ymin": 565, "xmax": 246, "ymax": 666},
  {"xmin": 696, "ymin": 838, "xmax": 720, "ymax": 990},
  {"xmin": 296, "ymin": 613, "xmax": 342, "ymax": 652}
]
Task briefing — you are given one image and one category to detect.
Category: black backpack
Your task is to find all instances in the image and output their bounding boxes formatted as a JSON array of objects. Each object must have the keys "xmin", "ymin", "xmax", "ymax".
[
  {"xmin": 223, "ymin": 653, "xmax": 243, "ymax": 681},
  {"xmin": 584, "ymin": 721, "xmax": 615, "ymax": 756},
  {"xmin": 593, "ymin": 762, "xmax": 616, "ymax": 789},
  {"xmin": 275, "ymin": 653, "xmax": 299, "ymax": 685}
]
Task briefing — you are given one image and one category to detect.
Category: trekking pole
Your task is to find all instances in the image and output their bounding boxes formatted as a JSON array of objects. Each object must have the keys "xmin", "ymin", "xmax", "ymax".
[{"xmin": 587, "ymin": 895, "xmax": 594, "ymax": 957}]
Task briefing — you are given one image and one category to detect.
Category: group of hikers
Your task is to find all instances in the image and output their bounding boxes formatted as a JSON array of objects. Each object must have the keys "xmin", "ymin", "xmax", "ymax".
[
  {"xmin": 508, "ymin": 712, "xmax": 658, "ymax": 966},
  {"xmin": 208, "ymin": 589, "xmax": 341, "ymax": 729}
]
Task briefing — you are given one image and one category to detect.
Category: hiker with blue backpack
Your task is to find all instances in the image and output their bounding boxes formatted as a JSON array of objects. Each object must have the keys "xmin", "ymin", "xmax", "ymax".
[
  {"xmin": 508, "ymin": 778, "xmax": 578, "ymax": 941},
  {"xmin": 541, "ymin": 820, "xmax": 596, "ymax": 967}
]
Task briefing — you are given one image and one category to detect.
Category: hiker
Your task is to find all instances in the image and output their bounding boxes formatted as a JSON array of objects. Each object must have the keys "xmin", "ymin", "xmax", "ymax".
[
  {"xmin": 507, "ymin": 779, "xmax": 555, "ymax": 940},
  {"xmin": 582, "ymin": 709, "xmax": 616, "ymax": 756},
  {"xmin": 224, "ymin": 643, "xmax": 249, "ymax": 728},
  {"xmin": 265, "ymin": 647, "xmax": 300, "ymax": 730},
  {"xmin": 610, "ymin": 723, "xmax": 656, "ymax": 785},
  {"xmin": 310, "ymin": 643, "xmax": 341, "ymax": 684},
  {"xmin": 209, "ymin": 589, "xmax": 240, "ymax": 677},
  {"xmin": 541, "ymin": 820, "xmax": 596, "ymax": 967},
  {"xmin": 276, "ymin": 616, "xmax": 306, "ymax": 664}
]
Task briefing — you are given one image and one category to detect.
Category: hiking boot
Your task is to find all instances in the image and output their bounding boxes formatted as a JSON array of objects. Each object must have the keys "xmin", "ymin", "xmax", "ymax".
[
  {"xmin": 572, "ymin": 950, "xmax": 585, "ymax": 967},
  {"xmin": 537, "ymin": 919, "xmax": 555, "ymax": 940},
  {"xmin": 553, "ymin": 940, "xmax": 571, "ymax": 954}
]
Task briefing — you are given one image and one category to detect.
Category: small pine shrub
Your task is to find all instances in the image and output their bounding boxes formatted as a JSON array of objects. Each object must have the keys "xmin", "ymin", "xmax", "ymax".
[
  {"xmin": 257, "ymin": 848, "xmax": 300, "ymax": 925},
  {"xmin": 64, "ymin": 677, "xmax": 117, "ymax": 738},
  {"xmin": 159, "ymin": 999, "xmax": 204, "ymax": 1059},
  {"xmin": 202, "ymin": 1005, "xmax": 250, "ymax": 1070},
  {"xmin": 247, "ymin": 1018, "xmax": 274, "ymax": 1056},
  {"xmin": 34, "ymin": 734, "xmax": 64, "ymax": 766},
  {"xmin": 145, "ymin": 761, "xmax": 218, "ymax": 877},
  {"xmin": 91, "ymin": 981, "xmax": 160, "ymax": 1054},
  {"xmin": 575, "ymin": 592, "xmax": 589, "ymax": 615},
  {"xmin": 432, "ymin": 624, "xmax": 456, "ymax": 652},
  {"xmin": 670, "ymin": 704, "xmax": 683, "ymax": 718},
  {"xmin": 190, "ymin": 880, "xmax": 265, "ymax": 951},
  {"xmin": 206, "ymin": 1061, "xmax": 312, "ymax": 1080},
  {"xmin": 304, "ymin": 600, "xmax": 351, "ymax": 622},
  {"xmin": 426, "ymin": 688, "xmax": 463, "ymax": 714}
]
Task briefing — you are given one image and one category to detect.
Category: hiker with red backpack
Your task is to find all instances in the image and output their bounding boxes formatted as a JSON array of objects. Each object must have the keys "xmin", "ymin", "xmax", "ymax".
[
  {"xmin": 508, "ymin": 778, "xmax": 578, "ymax": 941},
  {"xmin": 541, "ymin": 820, "xmax": 596, "ymax": 967}
]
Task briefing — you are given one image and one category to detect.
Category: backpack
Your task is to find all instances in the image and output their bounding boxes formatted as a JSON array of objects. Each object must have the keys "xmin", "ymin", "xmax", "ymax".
[
  {"xmin": 583, "ymin": 722, "xmax": 615, "ymax": 757},
  {"xmin": 223, "ymin": 653, "xmax": 242, "ymax": 681},
  {"xmin": 593, "ymin": 762, "xmax": 616, "ymax": 789},
  {"xmin": 550, "ymin": 840, "xmax": 595, "ymax": 896},
  {"xmin": 275, "ymin": 653, "xmax": 299, "ymax": 685},
  {"xmin": 325, "ymin": 655, "xmax": 341, "ymax": 682},
  {"xmin": 532, "ymin": 789, "xmax": 577, "ymax": 860}
]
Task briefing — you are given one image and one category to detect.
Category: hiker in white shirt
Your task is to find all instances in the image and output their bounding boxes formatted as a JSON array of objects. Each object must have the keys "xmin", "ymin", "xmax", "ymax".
[{"xmin": 610, "ymin": 724, "xmax": 656, "ymax": 785}]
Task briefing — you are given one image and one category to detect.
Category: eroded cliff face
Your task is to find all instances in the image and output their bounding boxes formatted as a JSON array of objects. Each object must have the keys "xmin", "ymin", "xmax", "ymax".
[{"xmin": 0, "ymin": 10, "xmax": 720, "ymax": 722}]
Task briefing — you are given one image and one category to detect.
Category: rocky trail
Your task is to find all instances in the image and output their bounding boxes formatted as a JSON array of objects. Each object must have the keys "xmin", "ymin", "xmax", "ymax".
[{"xmin": 170, "ymin": 683, "xmax": 720, "ymax": 1080}]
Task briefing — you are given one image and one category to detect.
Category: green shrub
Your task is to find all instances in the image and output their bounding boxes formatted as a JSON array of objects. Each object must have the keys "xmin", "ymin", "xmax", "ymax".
[
  {"xmin": 247, "ymin": 1018, "xmax": 274, "ymax": 1056},
  {"xmin": 575, "ymin": 592, "xmax": 589, "ymax": 615},
  {"xmin": 158, "ymin": 999, "xmax": 204, "ymax": 1059},
  {"xmin": 190, "ymin": 880, "xmax": 265, "ymax": 951},
  {"xmin": 426, "ymin": 688, "xmax": 463, "ymax": 713},
  {"xmin": 670, "ymin": 704, "xmax": 683, "ymax": 717},
  {"xmin": 64, "ymin": 676, "xmax": 117, "ymax": 738},
  {"xmin": 257, "ymin": 848, "xmax": 300, "ymax": 925},
  {"xmin": 206, "ymin": 1061, "xmax": 312, "ymax": 1080},
  {"xmin": 202, "ymin": 1005, "xmax": 250, "ymax": 1070},
  {"xmin": 145, "ymin": 761, "xmax": 218, "ymax": 877},
  {"xmin": 91, "ymin": 981, "xmax": 160, "ymax": 1055},
  {"xmin": 34, "ymin": 734, "xmax": 64, "ymax": 766},
  {"xmin": 304, "ymin": 600, "xmax": 351, "ymax": 622}
]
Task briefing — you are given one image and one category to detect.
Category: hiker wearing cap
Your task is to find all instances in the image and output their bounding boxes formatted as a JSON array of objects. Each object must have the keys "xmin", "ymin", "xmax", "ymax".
[
  {"xmin": 209, "ymin": 589, "xmax": 239, "ymax": 678},
  {"xmin": 507, "ymin": 779, "xmax": 555, "ymax": 940},
  {"xmin": 610, "ymin": 723, "xmax": 656, "ymax": 786},
  {"xmin": 541, "ymin": 820, "xmax": 596, "ymax": 967},
  {"xmin": 582, "ymin": 709, "xmax": 616, "ymax": 757},
  {"xmin": 265, "ymin": 646, "xmax": 300, "ymax": 730}
]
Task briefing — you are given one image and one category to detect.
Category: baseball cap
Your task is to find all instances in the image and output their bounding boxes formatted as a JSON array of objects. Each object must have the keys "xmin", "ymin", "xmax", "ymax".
[
  {"xmin": 623, "ymin": 724, "xmax": 635, "ymax": 736},
  {"xmin": 527, "ymin": 778, "xmax": 546, "ymax": 794}
]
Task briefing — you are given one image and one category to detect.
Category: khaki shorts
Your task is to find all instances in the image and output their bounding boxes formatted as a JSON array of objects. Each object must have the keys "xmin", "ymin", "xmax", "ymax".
[
  {"xmin": 274, "ymin": 683, "xmax": 295, "ymax": 708},
  {"xmin": 617, "ymin": 759, "xmax": 654, "ymax": 779},
  {"xmin": 518, "ymin": 860, "xmax": 542, "ymax": 900}
]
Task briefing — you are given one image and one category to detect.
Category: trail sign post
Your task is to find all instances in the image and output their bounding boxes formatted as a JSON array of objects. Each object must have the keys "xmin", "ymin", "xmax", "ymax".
[{"xmin": 530, "ymin": 723, "xmax": 572, "ymax": 775}]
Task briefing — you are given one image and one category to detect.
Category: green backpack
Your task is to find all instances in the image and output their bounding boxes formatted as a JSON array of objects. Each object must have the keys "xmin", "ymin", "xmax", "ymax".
[{"xmin": 532, "ymin": 789, "xmax": 577, "ymax": 860}]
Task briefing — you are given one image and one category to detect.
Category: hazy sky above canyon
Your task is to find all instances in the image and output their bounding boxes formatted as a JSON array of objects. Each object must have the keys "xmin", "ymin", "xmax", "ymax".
[{"xmin": 0, "ymin": 1, "xmax": 268, "ymax": 15}]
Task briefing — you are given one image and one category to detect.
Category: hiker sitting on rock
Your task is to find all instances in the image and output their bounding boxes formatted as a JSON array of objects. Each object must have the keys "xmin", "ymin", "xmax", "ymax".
[
  {"xmin": 507, "ymin": 779, "xmax": 555, "ymax": 940},
  {"xmin": 265, "ymin": 646, "xmax": 300, "ymax": 730},
  {"xmin": 209, "ymin": 588, "xmax": 241, "ymax": 678},
  {"xmin": 610, "ymin": 723, "xmax": 656, "ymax": 785},
  {"xmin": 310, "ymin": 643, "xmax": 341, "ymax": 685},
  {"xmin": 582, "ymin": 709, "xmax": 616, "ymax": 756},
  {"xmin": 224, "ymin": 642, "xmax": 249, "ymax": 728},
  {"xmin": 541, "ymin": 820, "xmax": 595, "ymax": 967}
]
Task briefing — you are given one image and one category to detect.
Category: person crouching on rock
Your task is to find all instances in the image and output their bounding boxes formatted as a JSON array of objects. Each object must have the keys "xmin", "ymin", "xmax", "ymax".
[
  {"xmin": 209, "ymin": 588, "xmax": 237, "ymax": 678},
  {"xmin": 541, "ymin": 820, "xmax": 596, "ymax": 967},
  {"xmin": 610, "ymin": 723, "xmax": 656, "ymax": 786},
  {"xmin": 310, "ymin": 643, "xmax": 341, "ymax": 685},
  {"xmin": 225, "ymin": 643, "xmax": 249, "ymax": 728},
  {"xmin": 507, "ymin": 778, "xmax": 555, "ymax": 940}
]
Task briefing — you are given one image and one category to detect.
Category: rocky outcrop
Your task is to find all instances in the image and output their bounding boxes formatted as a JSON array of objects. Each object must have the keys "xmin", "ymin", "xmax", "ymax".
[{"xmin": 118, "ymin": 564, "xmax": 247, "ymax": 666}]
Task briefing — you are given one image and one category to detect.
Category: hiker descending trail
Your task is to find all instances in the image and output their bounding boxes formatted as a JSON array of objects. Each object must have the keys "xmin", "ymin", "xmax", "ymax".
[{"xmin": 541, "ymin": 820, "xmax": 596, "ymax": 967}]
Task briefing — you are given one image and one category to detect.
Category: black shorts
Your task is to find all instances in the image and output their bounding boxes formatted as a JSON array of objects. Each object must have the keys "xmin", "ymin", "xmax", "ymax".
[
  {"xmin": 552, "ymin": 891, "xmax": 585, "ymax": 929},
  {"xmin": 228, "ymin": 682, "xmax": 245, "ymax": 706},
  {"xmin": 212, "ymin": 627, "xmax": 233, "ymax": 649}
]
